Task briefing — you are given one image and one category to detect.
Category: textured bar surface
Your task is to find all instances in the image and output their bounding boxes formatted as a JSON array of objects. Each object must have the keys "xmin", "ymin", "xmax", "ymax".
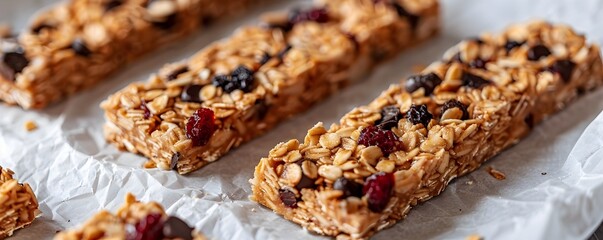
[
  {"xmin": 55, "ymin": 193, "xmax": 206, "ymax": 240},
  {"xmin": 101, "ymin": 0, "xmax": 440, "ymax": 174},
  {"xmin": 0, "ymin": 0, "xmax": 256, "ymax": 109},
  {"xmin": 0, "ymin": 166, "xmax": 39, "ymax": 238},
  {"xmin": 250, "ymin": 21, "xmax": 603, "ymax": 239}
]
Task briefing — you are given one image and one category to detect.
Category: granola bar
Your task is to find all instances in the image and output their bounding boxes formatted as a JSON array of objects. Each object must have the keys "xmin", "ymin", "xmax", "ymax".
[
  {"xmin": 101, "ymin": 0, "xmax": 440, "ymax": 174},
  {"xmin": 250, "ymin": 21, "xmax": 603, "ymax": 239},
  {"xmin": 0, "ymin": 0, "xmax": 256, "ymax": 109},
  {"xmin": 55, "ymin": 193, "xmax": 206, "ymax": 240},
  {"xmin": 0, "ymin": 166, "xmax": 39, "ymax": 238}
]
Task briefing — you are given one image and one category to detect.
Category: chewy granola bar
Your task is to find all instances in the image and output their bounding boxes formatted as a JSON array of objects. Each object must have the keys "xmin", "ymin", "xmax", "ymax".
[
  {"xmin": 101, "ymin": 0, "xmax": 440, "ymax": 174},
  {"xmin": 55, "ymin": 193, "xmax": 205, "ymax": 240},
  {"xmin": 250, "ymin": 21, "xmax": 603, "ymax": 239},
  {"xmin": 0, "ymin": 0, "xmax": 256, "ymax": 109},
  {"xmin": 0, "ymin": 166, "xmax": 39, "ymax": 238}
]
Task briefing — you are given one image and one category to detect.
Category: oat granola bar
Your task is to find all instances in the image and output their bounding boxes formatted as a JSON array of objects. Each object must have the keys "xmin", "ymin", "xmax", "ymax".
[
  {"xmin": 0, "ymin": 166, "xmax": 39, "ymax": 238},
  {"xmin": 101, "ymin": 0, "xmax": 440, "ymax": 174},
  {"xmin": 55, "ymin": 193, "xmax": 206, "ymax": 240},
  {"xmin": 0, "ymin": 0, "xmax": 256, "ymax": 109},
  {"xmin": 250, "ymin": 21, "xmax": 603, "ymax": 239}
]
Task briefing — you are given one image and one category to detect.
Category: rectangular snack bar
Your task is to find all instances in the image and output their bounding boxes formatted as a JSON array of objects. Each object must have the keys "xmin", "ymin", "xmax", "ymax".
[
  {"xmin": 250, "ymin": 21, "xmax": 603, "ymax": 239},
  {"xmin": 101, "ymin": 0, "xmax": 440, "ymax": 174},
  {"xmin": 0, "ymin": 166, "xmax": 39, "ymax": 238},
  {"xmin": 55, "ymin": 193, "xmax": 205, "ymax": 240},
  {"xmin": 0, "ymin": 0, "xmax": 257, "ymax": 109}
]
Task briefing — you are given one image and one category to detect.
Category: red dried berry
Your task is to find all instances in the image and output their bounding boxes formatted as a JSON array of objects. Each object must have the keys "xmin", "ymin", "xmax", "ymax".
[
  {"xmin": 127, "ymin": 213, "xmax": 165, "ymax": 240},
  {"xmin": 186, "ymin": 108, "xmax": 217, "ymax": 147},
  {"xmin": 363, "ymin": 172, "xmax": 395, "ymax": 212},
  {"xmin": 289, "ymin": 8, "xmax": 330, "ymax": 25},
  {"xmin": 358, "ymin": 126, "xmax": 401, "ymax": 156}
]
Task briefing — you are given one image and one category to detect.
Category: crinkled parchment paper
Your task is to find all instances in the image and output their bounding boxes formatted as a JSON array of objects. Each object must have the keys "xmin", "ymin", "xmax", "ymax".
[{"xmin": 2, "ymin": 0, "xmax": 603, "ymax": 239}]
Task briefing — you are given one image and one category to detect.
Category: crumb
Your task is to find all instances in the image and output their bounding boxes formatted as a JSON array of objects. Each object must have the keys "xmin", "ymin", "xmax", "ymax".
[
  {"xmin": 24, "ymin": 120, "xmax": 38, "ymax": 131},
  {"xmin": 412, "ymin": 64, "xmax": 427, "ymax": 73},
  {"xmin": 541, "ymin": 172, "xmax": 547, "ymax": 175},
  {"xmin": 465, "ymin": 180, "xmax": 474, "ymax": 185},
  {"xmin": 251, "ymin": 208, "xmax": 256, "ymax": 212},
  {"xmin": 487, "ymin": 167, "xmax": 506, "ymax": 180},
  {"xmin": 466, "ymin": 234, "xmax": 483, "ymax": 240},
  {"xmin": 67, "ymin": 220, "xmax": 70, "ymax": 222}
]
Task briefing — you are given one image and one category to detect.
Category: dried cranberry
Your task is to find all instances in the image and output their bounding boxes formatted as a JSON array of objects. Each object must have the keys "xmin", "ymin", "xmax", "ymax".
[
  {"xmin": 185, "ymin": 108, "xmax": 217, "ymax": 147},
  {"xmin": 71, "ymin": 38, "xmax": 91, "ymax": 57},
  {"xmin": 279, "ymin": 189, "xmax": 297, "ymax": 208},
  {"xmin": 441, "ymin": 99, "xmax": 469, "ymax": 120},
  {"xmin": 392, "ymin": 3, "xmax": 419, "ymax": 29},
  {"xmin": 405, "ymin": 72, "xmax": 442, "ymax": 96},
  {"xmin": 181, "ymin": 84, "xmax": 203, "ymax": 103},
  {"xmin": 212, "ymin": 65, "xmax": 255, "ymax": 93},
  {"xmin": 469, "ymin": 58, "xmax": 487, "ymax": 69},
  {"xmin": 289, "ymin": 8, "xmax": 329, "ymax": 25},
  {"xmin": 363, "ymin": 172, "xmax": 395, "ymax": 212},
  {"xmin": 162, "ymin": 216, "xmax": 193, "ymax": 240},
  {"xmin": 334, "ymin": 177, "xmax": 363, "ymax": 198},
  {"xmin": 406, "ymin": 104, "xmax": 433, "ymax": 127},
  {"xmin": 0, "ymin": 49, "xmax": 28, "ymax": 81},
  {"xmin": 358, "ymin": 126, "xmax": 401, "ymax": 156},
  {"xmin": 527, "ymin": 44, "xmax": 551, "ymax": 61},
  {"xmin": 127, "ymin": 213, "xmax": 164, "ymax": 240},
  {"xmin": 546, "ymin": 59, "xmax": 575, "ymax": 83},
  {"xmin": 375, "ymin": 105, "xmax": 403, "ymax": 130},
  {"xmin": 461, "ymin": 72, "xmax": 490, "ymax": 88},
  {"xmin": 504, "ymin": 40, "xmax": 524, "ymax": 54},
  {"xmin": 167, "ymin": 66, "xmax": 188, "ymax": 81}
]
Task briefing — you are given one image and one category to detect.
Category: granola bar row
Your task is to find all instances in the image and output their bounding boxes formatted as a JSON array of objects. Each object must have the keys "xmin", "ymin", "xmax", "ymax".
[
  {"xmin": 250, "ymin": 21, "xmax": 603, "ymax": 239},
  {"xmin": 0, "ymin": 0, "xmax": 257, "ymax": 109},
  {"xmin": 101, "ymin": 0, "xmax": 440, "ymax": 174},
  {"xmin": 55, "ymin": 193, "xmax": 205, "ymax": 240},
  {"xmin": 0, "ymin": 166, "xmax": 39, "ymax": 238}
]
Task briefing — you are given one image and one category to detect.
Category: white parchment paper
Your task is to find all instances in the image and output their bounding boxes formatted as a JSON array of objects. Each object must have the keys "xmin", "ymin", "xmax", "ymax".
[{"xmin": 2, "ymin": 0, "xmax": 603, "ymax": 239}]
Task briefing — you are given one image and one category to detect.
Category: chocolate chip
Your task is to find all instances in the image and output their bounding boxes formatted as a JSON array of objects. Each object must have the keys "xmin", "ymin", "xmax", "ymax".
[
  {"xmin": 546, "ymin": 59, "xmax": 575, "ymax": 83},
  {"xmin": 375, "ymin": 105, "xmax": 403, "ymax": 130},
  {"xmin": 71, "ymin": 39, "xmax": 91, "ymax": 57},
  {"xmin": 181, "ymin": 84, "xmax": 202, "ymax": 103},
  {"xmin": 527, "ymin": 44, "xmax": 551, "ymax": 61},
  {"xmin": 405, "ymin": 72, "xmax": 442, "ymax": 96},
  {"xmin": 333, "ymin": 177, "xmax": 363, "ymax": 198},
  {"xmin": 167, "ymin": 66, "xmax": 188, "ymax": 81},
  {"xmin": 31, "ymin": 23, "xmax": 54, "ymax": 34},
  {"xmin": 461, "ymin": 72, "xmax": 490, "ymax": 88},
  {"xmin": 279, "ymin": 189, "xmax": 297, "ymax": 208},
  {"xmin": 162, "ymin": 216, "xmax": 193, "ymax": 240},
  {"xmin": 504, "ymin": 40, "xmax": 524, "ymax": 54},
  {"xmin": 170, "ymin": 152, "xmax": 180, "ymax": 170},
  {"xmin": 0, "ymin": 49, "xmax": 29, "ymax": 81},
  {"xmin": 392, "ymin": 3, "xmax": 419, "ymax": 29},
  {"xmin": 104, "ymin": 0, "xmax": 123, "ymax": 12}
]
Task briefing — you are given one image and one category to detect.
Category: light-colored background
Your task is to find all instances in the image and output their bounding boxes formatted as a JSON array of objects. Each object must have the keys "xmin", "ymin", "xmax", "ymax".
[{"xmin": 2, "ymin": 0, "xmax": 603, "ymax": 239}]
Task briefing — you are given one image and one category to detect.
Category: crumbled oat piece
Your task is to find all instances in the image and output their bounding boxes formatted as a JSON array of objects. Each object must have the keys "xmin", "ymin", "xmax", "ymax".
[
  {"xmin": 24, "ymin": 120, "xmax": 37, "ymax": 131},
  {"xmin": 466, "ymin": 234, "xmax": 483, "ymax": 240},
  {"xmin": 487, "ymin": 167, "xmax": 506, "ymax": 180},
  {"xmin": 0, "ymin": 166, "xmax": 39, "ymax": 238}
]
